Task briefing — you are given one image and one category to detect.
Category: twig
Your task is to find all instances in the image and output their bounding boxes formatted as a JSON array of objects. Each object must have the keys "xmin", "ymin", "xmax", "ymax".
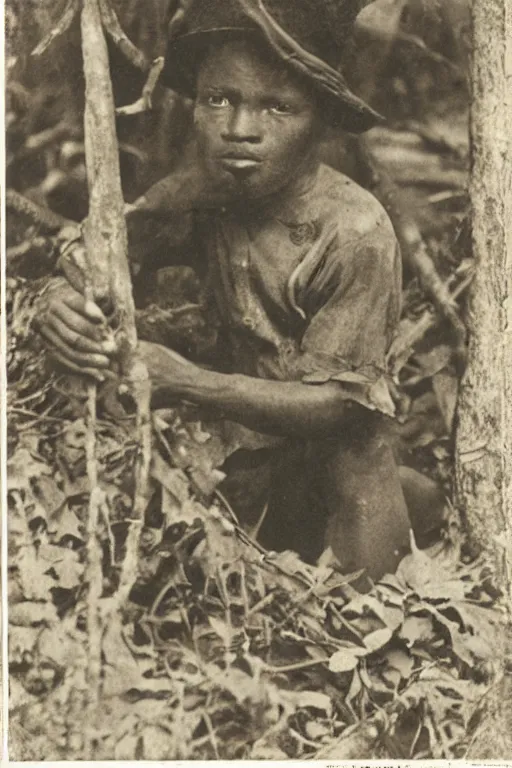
[
  {"xmin": 403, "ymin": 120, "xmax": 466, "ymax": 159},
  {"xmin": 31, "ymin": 0, "xmax": 80, "ymax": 57},
  {"xmin": 264, "ymin": 658, "xmax": 325, "ymax": 675},
  {"xmin": 214, "ymin": 488, "xmax": 240, "ymax": 526},
  {"xmin": 98, "ymin": 0, "xmax": 149, "ymax": 72},
  {"xmin": 6, "ymin": 189, "xmax": 75, "ymax": 232},
  {"xmin": 84, "ymin": 383, "xmax": 104, "ymax": 760},
  {"xmin": 428, "ymin": 190, "xmax": 468, "ymax": 204},
  {"xmin": 9, "ymin": 407, "xmax": 69, "ymax": 425},
  {"xmin": 202, "ymin": 711, "xmax": 220, "ymax": 760},
  {"xmin": 327, "ymin": 602, "xmax": 365, "ymax": 643},
  {"xmin": 387, "ymin": 268, "xmax": 475, "ymax": 375},
  {"xmin": 115, "ymin": 362, "xmax": 152, "ymax": 605},
  {"xmin": 247, "ymin": 501, "xmax": 269, "ymax": 542},
  {"xmin": 116, "ymin": 57, "xmax": 165, "ymax": 116},
  {"xmin": 24, "ymin": 120, "xmax": 71, "ymax": 152},
  {"xmin": 7, "ymin": 237, "xmax": 50, "ymax": 261},
  {"xmin": 290, "ymin": 727, "xmax": 325, "ymax": 751}
]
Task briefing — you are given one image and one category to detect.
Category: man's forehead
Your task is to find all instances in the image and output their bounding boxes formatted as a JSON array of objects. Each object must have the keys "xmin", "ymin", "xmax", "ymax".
[{"xmin": 198, "ymin": 39, "xmax": 305, "ymax": 92}]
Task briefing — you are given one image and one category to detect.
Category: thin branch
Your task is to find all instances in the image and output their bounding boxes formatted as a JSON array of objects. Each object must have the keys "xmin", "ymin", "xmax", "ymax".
[
  {"xmin": 264, "ymin": 658, "xmax": 325, "ymax": 675},
  {"xmin": 84, "ymin": 383, "xmax": 104, "ymax": 760},
  {"xmin": 115, "ymin": 361, "xmax": 152, "ymax": 606},
  {"xmin": 6, "ymin": 237, "xmax": 52, "ymax": 265},
  {"xmin": 31, "ymin": 0, "xmax": 80, "ymax": 57},
  {"xmin": 6, "ymin": 189, "xmax": 76, "ymax": 232},
  {"xmin": 116, "ymin": 57, "xmax": 165, "ymax": 116},
  {"xmin": 98, "ymin": 0, "xmax": 149, "ymax": 72},
  {"xmin": 387, "ymin": 268, "xmax": 474, "ymax": 376},
  {"xmin": 9, "ymin": 121, "xmax": 72, "ymax": 166}
]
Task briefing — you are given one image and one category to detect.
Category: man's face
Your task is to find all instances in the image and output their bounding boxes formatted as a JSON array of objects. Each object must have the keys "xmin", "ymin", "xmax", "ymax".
[{"xmin": 193, "ymin": 39, "xmax": 321, "ymax": 201}]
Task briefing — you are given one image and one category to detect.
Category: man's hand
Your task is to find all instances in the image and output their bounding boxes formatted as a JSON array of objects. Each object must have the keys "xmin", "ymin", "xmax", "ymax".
[
  {"xmin": 36, "ymin": 277, "xmax": 117, "ymax": 381},
  {"xmin": 137, "ymin": 340, "xmax": 199, "ymax": 395}
]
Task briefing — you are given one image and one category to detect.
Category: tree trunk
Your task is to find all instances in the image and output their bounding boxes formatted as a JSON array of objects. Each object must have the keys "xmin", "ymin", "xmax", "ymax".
[{"xmin": 454, "ymin": 0, "xmax": 512, "ymax": 580}]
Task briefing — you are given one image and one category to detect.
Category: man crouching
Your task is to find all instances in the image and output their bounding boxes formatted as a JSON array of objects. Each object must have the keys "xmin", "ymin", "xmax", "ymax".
[{"xmin": 37, "ymin": 0, "xmax": 412, "ymax": 580}]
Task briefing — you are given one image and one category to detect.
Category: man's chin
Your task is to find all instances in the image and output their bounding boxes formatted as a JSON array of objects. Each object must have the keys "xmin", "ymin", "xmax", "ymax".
[
  {"xmin": 219, "ymin": 172, "xmax": 282, "ymax": 203},
  {"xmin": 205, "ymin": 162, "xmax": 281, "ymax": 203}
]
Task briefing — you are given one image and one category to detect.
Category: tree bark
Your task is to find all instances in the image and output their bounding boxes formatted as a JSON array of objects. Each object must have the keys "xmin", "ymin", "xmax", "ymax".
[
  {"xmin": 454, "ymin": 0, "xmax": 512, "ymax": 580},
  {"xmin": 81, "ymin": 0, "xmax": 137, "ymax": 356},
  {"xmin": 80, "ymin": 1, "xmax": 152, "ymax": 756}
]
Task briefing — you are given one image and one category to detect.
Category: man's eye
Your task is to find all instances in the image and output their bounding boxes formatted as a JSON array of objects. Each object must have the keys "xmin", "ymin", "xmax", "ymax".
[
  {"xmin": 207, "ymin": 95, "xmax": 230, "ymax": 108},
  {"xmin": 269, "ymin": 102, "xmax": 293, "ymax": 115}
]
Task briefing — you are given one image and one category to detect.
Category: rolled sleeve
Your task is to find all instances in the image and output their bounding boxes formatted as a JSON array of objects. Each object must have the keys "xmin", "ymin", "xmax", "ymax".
[{"xmin": 291, "ymin": 220, "xmax": 402, "ymax": 416}]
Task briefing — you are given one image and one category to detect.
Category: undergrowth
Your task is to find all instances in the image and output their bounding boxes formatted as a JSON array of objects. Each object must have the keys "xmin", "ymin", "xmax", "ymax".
[{"xmin": 7, "ymin": 278, "xmax": 506, "ymax": 761}]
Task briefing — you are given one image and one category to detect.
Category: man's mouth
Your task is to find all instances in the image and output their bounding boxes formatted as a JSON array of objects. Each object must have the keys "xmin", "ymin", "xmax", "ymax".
[{"xmin": 218, "ymin": 153, "xmax": 263, "ymax": 171}]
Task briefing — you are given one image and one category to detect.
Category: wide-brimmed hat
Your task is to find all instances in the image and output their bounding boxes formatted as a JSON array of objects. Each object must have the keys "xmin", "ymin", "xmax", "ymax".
[{"xmin": 161, "ymin": 0, "xmax": 383, "ymax": 133}]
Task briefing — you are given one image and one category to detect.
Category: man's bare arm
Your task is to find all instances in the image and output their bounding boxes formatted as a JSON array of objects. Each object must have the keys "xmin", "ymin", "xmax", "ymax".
[{"xmin": 142, "ymin": 342, "xmax": 357, "ymax": 438}]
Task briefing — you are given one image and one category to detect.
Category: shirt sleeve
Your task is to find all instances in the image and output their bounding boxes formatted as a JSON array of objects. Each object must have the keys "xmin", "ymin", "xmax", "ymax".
[{"xmin": 288, "ymin": 214, "xmax": 402, "ymax": 416}]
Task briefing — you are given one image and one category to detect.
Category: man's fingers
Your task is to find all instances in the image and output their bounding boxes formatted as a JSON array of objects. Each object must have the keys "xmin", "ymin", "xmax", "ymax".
[
  {"xmin": 51, "ymin": 303, "xmax": 108, "ymax": 343},
  {"xmin": 40, "ymin": 326, "xmax": 111, "ymax": 370},
  {"xmin": 50, "ymin": 351, "xmax": 107, "ymax": 382},
  {"xmin": 46, "ymin": 315, "xmax": 110, "ymax": 355},
  {"xmin": 61, "ymin": 291, "xmax": 106, "ymax": 323}
]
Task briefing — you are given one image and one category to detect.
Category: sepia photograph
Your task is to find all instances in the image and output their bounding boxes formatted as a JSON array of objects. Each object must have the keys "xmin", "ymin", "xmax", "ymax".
[{"xmin": 2, "ymin": 0, "xmax": 511, "ymax": 762}]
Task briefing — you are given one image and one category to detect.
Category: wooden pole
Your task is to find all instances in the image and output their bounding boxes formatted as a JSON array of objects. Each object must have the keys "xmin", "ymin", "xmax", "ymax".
[
  {"xmin": 80, "ymin": 0, "xmax": 152, "ymax": 755},
  {"xmin": 454, "ymin": 0, "xmax": 512, "ymax": 584},
  {"xmin": 81, "ymin": 0, "xmax": 137, "ymax": 357}
]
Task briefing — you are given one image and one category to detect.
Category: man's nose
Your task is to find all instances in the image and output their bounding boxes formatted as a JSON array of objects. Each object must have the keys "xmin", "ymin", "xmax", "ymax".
[{"xmin": 222, "ymin": 107, "xmax": 262, "ymax": 143}]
